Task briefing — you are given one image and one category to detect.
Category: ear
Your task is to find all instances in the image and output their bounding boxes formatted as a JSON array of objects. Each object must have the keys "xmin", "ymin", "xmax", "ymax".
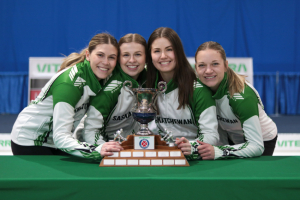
[
  {"xmin": 85, "ymin": 49, "xmax": 90, "ymax": 61},
  {"xmin": 225, "ymin": 60, "xmax": 229, "ymax": 71}
]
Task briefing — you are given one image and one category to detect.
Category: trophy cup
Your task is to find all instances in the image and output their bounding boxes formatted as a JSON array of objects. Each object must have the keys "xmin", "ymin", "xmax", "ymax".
[
  {"xmin": 99, "ymin": 81, "xmax": 189, "ymax": 167},
  {"xmin": 123, "ymin": 80, "xmax": 167, "ymax": 136}
]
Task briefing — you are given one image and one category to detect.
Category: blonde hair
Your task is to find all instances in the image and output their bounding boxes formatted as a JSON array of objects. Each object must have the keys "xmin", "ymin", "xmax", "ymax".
[
  {"xmin": 195, "ymin": 41, "xmax": 245, "ymax": 97},
  {"xmin": 58, "ymin": 33, "xmax": 118, "ymax": 72},
  {"xmin": 118, "ymin": 33, "xmax": 147, "ymax": 58}
]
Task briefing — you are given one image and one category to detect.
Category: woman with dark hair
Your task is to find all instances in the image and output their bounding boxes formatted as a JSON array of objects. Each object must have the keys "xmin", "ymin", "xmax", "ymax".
[
  {"xmin": 195, "ymin": 41, "xmax": 277, "ymax": 159},
  {"xmin": 77, "ymin": 33, "xmax": 148, "ymax": 158},
  {"xmin": 11, "ymin": 33, "xmax": 119, "ymax": 160},
  {"xmin": 147, "ymin": 27, "xmax": 219, "ymax": 160}
]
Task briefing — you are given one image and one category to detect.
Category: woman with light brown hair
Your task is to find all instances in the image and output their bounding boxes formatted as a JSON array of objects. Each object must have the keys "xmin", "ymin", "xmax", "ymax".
[
  {"xmin": 147, "ymin": 27, "xmax": 219, "ymax": 160},
  {"xmin": 195, "ymin": 41, "xmax": 278, "ymax": 159},
  {"xmin": 11, "ymin": 33, "xmax": 119, "ymax": 160},
  {"xmin": 76, "ymin": 33, "xmax": 148, "ymax": 158}
]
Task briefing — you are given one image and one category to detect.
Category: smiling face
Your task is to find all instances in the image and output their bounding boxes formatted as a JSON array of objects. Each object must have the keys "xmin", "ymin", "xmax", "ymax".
[
  {"xmin": 195, "ymin": 49, "xmax": 228, "ymax": 92},
  {"xmin": 151, "ymin": 37, "xmax": 176, "ymax": 83},
  {"xmin": 119, "ymin": 42, "xmax": 146, "ymax": 80},
  {"xmin": 86, "ymin": 44, "xmax": 118, "ymax": 80}
]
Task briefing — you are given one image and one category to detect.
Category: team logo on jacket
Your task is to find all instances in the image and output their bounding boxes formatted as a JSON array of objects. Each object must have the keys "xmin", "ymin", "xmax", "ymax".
[
  {"xmin": 74, "ymin": 77, "xmax": 86, "ymax": 88},
  {"xmin": 104, "ymin": 80, "xmax": 123, "ymax": 93},
  {"xmin": 139, "ymin": 139, "xmax": 149, "ymax": 149},
  {"xmin": 193, "ymin": 81, "xmax": 203, "ymax": 89}
]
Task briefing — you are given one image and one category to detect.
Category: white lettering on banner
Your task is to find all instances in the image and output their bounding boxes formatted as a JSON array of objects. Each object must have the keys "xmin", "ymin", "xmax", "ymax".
[{"xmin": 187, "ymin": 57, "xmax": 253, "ymax": 85}]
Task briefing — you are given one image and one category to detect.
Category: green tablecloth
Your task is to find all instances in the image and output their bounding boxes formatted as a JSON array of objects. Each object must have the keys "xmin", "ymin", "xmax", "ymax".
[{"xmin": 1, "ymin": 156, "xmax": 300, "ymax": 200}]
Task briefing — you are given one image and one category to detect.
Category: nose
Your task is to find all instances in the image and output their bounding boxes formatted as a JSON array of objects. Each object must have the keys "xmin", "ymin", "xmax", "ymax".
[
  {"xmin": 102, "ymin": 57, "xmax": 109, "ymax": 65},
  {"xmin": 129, "ymin": 55, "xmax": 136, "ymax": 63},
  {"xmin": 160, "ymin": 51, "xmax": 167, "ymax": 59},
  {"xmin": 205, "ymin": 65, "xmax": 213, "ymax": 73}
]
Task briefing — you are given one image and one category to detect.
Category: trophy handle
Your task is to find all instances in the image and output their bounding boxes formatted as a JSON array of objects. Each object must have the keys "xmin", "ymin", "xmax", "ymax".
[
  {"xmin": 123, "ymin": 81, "xmax": 134, "ymax": 96},
  {"xmin": 152, "ymin": 81, "xmax": 167, "ymax": 111}
]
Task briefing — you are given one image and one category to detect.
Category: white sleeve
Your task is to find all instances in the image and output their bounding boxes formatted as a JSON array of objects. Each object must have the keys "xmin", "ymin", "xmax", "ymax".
[
  {"xmin": 82, "ymin": 105, "xmax": 107, "ymax": 145},
  {"xmin": 214, "ymin": 115, "xmax": 264, "ymax": 159},
  {"xmin": 53, "ymin": 102, "xmax": 102, "ymax": 160},
  {"xmin": 197, "ymin": 106, "xmax": 219, "ymax": 145}
]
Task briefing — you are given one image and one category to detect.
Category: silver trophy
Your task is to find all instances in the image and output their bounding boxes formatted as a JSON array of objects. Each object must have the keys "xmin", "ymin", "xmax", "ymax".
[
  {"xmin": 123, "ymin": 81, "xmax": 167, "ymax": 135},
  {"xmin": 114, "ymin": 129, "xmax": 127, "ymax": 143}
]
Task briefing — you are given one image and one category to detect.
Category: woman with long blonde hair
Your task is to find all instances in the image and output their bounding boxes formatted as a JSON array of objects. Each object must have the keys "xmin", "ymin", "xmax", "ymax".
[
  {"xmin": 195, "ymin": 41, "xmax": 278, "ymax": 159},
  {"xmin": 11, "ymin": 33, "xmax": 119, "ymax": 160}
]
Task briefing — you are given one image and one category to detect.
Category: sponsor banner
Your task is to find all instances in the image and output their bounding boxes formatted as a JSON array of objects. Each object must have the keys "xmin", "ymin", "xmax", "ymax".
[
  {"xmin": 187, "ymin": 57, "xmax": 253, "ymax": 85},
  {"xmin": 0, "ymin": 134, "xmax": 11, "ymax": 151},
  {"xmin": 28, "ymin": 57, "xmax": 64, "ymax": 103},
  {"xmin": 274, "ymin": 133, "xmax": 300, "ymax": 152},
  {"xmin": 29, "ymin": 57, "xmax": 64, "ymax": 78}
]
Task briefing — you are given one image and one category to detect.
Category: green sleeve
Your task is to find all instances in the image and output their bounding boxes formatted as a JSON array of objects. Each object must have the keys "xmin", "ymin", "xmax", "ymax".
[
  {"xmin": 51, "ymin": 83, "xmax": 82, "ymax": 108},
  {"xmin": 230, "ymin": 85, "xmax": 260, "ymax": 126}
]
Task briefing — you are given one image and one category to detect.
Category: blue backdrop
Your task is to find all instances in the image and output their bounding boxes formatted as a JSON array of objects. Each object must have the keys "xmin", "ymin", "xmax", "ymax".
[{"xmin": 0, "ymin": 0, "xmax": 300, "ymax": 114}]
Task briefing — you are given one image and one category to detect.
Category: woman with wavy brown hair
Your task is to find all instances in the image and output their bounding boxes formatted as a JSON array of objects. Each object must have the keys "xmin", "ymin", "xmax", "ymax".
[{"xmin": 147, "ymin": 27, "xmax": 219, "ymax": 160}]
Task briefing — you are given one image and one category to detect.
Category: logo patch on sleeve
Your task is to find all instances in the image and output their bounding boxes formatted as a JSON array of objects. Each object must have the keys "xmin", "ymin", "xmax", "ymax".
[
  {"xmin": 74, "ymin": 77, "xmax": 86, "ymax": 88},
  {"xmin": 104, "ymin": 80, "xmax": 123, "ymax": 93}
]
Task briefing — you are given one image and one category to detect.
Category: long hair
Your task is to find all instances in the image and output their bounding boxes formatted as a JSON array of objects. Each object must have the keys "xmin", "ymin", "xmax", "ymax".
[
  {"xmin": 146, "ymin": 27, "xmax": 196, "ymax": 109},
  {"xmin": 195, "ymin": 41, "xmax": 245, "ymax": 97},
  {"xmin": 58, "ymin": 33, "xmax": 118, "ymax": 72}
]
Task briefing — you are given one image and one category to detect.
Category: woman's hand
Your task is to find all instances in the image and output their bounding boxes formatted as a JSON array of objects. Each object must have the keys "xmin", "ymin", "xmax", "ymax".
[
  {"xmin": 100, "ymin": 141, "xmax": 124, "ymax": 157},
  {"xmin": 175, "ymin": 137, "xmax": 192, "ymax": 155},
  {"xmin": 197, "ymin": 140, "xmax": 215, "ymax": 160}
]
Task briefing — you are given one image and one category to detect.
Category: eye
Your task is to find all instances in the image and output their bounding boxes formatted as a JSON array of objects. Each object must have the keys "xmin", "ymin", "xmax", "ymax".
[
  {"xmin": 135, "ymin": 53, "xmax": 141, "ymax": 56},
  {"xmin": 167, "ymin": 48, "xmax": 173, "ymax": 51},
  {"xmin": 213, "ymin": 63, "xmax": 219, "ymax": 66},
  {"xmin": 198, "ymin": 64, "xmax": 205, "ymax": 68},
  {"xmin": 109, "ymin": 56, "xmax": 116, "ymax": 60},
  {"xmin": 123, "ymin": 54, "xmax": 129, "ymax": 57},
  {"xmin": 98, "ymin": 53, "xmax": 104, "ymax": 57}
]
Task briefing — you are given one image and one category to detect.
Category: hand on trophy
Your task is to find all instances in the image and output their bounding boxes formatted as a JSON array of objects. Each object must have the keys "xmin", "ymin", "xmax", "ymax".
[
  {"xmin": 100, "ymin": 141, "xmax": 124, "ymax": 157},
  {"xmin": 175, "ymin": 137, "xmax": 192, "ymax": 155}
]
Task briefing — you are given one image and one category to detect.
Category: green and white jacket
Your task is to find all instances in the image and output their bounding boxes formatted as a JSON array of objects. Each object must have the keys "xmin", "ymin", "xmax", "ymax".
[
  {"xmin": 213, "ymin": 73, "xmax": 277, "ymax": 159},
  {"xmin": 80, "ymin": 65, "xmax": 147, "ymax": 155},
  {"xmin": 151, "ymin": 74, "xmax": 219, "ymax": 160},
  {"xmin": 11, "ymin": 59, "xmax": 111, "ymax": 160}
]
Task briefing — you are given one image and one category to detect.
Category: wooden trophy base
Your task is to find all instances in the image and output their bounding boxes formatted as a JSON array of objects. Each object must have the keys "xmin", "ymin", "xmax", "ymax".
[{"xmin": 99, "ymin": 134, "xmax": 189, "ymax": 167}]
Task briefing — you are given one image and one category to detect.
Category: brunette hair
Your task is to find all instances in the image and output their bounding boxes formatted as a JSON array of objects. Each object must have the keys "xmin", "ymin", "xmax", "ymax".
[
  {"xmin": 58, "ymin": 33, "xmax": 118, "ymax": 72},
  {"xmin": 195, "ymin": 41, "xmax": 245, "ymax": 97},
  {"xmin": 146, "ymin": 27, "xmax": 196, "ymax": 109}
]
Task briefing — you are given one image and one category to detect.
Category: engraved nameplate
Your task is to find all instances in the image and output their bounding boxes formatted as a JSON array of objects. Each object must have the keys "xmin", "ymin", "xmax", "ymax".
[
  {"xmin": 120, "ymin": 152, "xmax": 131, "ymax": 157},
  {"xmin": 151, "ymin": 159, "xmax": 163, "ymax": 165}
]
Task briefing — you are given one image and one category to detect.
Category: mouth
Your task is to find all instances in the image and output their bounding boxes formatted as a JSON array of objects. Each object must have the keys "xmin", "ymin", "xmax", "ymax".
[
  {"xmin": 98, "ymin": 66, "xmax": 109, "ymax": 71},
  {"xmin": 160, "ymin": 61, "xmax": 171, "ymax": 65},
  {"xmin": 127, "ymin": 65, "xmax": 139, "ymax": 70},
  {"xmin": 205, "ymin": 75, "xmax": 217, "ymax": 79}
]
